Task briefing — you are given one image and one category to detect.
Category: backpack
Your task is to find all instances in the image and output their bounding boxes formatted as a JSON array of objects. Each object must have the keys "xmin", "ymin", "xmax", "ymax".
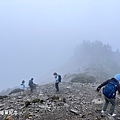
[
  {"xmin": 103, "ymin": 80, "xmax": 118, "ymax": 98},
  {"xmin": 58, "ymin": 75, "xmax": 61, "ymax": 82},
  {"xmin": 29, "ymin": 80, "xmax": 33, "ymax": 86}
]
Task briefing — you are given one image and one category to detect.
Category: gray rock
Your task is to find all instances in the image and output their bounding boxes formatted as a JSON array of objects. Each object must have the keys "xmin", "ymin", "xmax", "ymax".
[{"xmin": 70, "ymin": 109, "xmax": 79, "ymax": 115}]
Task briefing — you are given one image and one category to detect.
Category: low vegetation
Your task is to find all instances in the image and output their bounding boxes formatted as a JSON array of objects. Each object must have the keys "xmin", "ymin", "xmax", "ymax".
[
  {"xmin": 70, "ymin": 73, "xmax": 96, "ymax": 83},
  {"xmin": 8, "ymin": 88, "xmax": 22, "ymax": 95},
  {"xmin": 0, "ymin": 95, "xmax": 8, "ymax": 99}
]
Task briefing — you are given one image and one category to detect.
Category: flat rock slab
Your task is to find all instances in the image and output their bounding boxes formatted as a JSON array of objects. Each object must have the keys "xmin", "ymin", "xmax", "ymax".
[{"xmin": 92, "ymin": 98, "xmax": 103, "ymax": 104}]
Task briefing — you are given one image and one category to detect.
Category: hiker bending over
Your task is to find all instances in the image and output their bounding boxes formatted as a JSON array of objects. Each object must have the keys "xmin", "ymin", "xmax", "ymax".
[
  {"xmin": 53, "ymin": 72, "xmax": 61, "ymax": 93},
  {"xmin": 97, "ymin": 74, "xmax": 120, "ymax": 117},
  {"xmin": 28, "ymin": 78, "xmax": 36, "ymax": 93}
]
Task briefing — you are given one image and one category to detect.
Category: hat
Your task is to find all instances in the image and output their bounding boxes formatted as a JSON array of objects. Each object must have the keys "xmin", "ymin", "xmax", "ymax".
[
  {"xmin": 22, "ymin": 80, "xmax": 25, "ymax": 83},
  {"xmin": 114, "ymin": 74, "xmax": 120, "ymax": 81},
  {"xmin": 53, "ymin": 72, "xmax": 57, "ymax": 75}
]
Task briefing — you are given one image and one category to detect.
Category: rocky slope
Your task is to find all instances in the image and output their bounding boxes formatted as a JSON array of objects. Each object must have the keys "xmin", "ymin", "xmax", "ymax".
[{"xmin": 0, "ymin": 82, "xmax": 120, "ymax": 120}]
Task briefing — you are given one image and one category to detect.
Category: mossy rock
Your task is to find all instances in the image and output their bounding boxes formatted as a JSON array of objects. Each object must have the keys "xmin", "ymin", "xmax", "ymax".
[
  {"xmin": 32, "ymin": 99, "xmax": 40, "ymax": 103},
  {"xmin": 50, "ymin": 96, "xmax": 59, "ymax": 102}
]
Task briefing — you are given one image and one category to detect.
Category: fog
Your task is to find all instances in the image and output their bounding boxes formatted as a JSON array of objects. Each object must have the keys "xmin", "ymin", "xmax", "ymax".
[{"xmin": 0, "ymin": 0, "xmax": 120, "ymax": 91}]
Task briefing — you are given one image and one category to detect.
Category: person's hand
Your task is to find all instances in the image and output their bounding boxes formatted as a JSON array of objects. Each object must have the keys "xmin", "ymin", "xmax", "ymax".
[{"xmin": 96, "ymin": 87, "xmax": 100, "ymax": 92}]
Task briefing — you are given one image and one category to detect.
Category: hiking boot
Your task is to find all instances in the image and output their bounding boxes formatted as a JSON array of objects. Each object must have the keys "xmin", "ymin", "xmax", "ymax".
[
  {"xmin": 101, "ymin": 110, "xmax": 105, "ymax": 117},
  {"xmin": 108, "ymin": 113, "xmax": 116, "ymax": 117},
  {"xmin": 112, "ymin": 113, "xmax": 116, "ymax": 117}
]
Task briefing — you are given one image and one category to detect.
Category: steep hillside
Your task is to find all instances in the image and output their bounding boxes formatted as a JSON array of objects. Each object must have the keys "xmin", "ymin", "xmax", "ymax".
[
  {"xmin": 63, "ymin": 41, "xmax": 120, "ymax": 83},
  {"xmin": 0, "ymin": 82, "xmax": 120, "ymax": 120}
]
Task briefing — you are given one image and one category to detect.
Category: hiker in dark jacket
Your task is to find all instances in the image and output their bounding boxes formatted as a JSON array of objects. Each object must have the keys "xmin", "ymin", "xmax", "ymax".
[
  {"xmin": 97, "ymin": 74, "xmax": 120, "ymax": 117},
  {"xmin": 28, "ymin": 78, "xmax": 36, "ymax": 93},
  {"xmin": 53, "ymin": 72, "xmax": 61, "ymax": 93}
]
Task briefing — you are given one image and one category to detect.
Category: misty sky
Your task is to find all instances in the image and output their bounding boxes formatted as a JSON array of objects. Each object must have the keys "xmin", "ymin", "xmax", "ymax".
[{"xmin": 0, "ymin": 0, "xmax": 120, "ymax": 91}]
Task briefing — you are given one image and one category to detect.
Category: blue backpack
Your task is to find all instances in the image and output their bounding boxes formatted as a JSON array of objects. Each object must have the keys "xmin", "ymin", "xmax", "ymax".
[
  {"xmin": 29, "ymin": 80, "xmax": 33, "ymax": 86},
  {"xmin": 103, "ymin": 80, "xmax": 118, "ymax": 98}
]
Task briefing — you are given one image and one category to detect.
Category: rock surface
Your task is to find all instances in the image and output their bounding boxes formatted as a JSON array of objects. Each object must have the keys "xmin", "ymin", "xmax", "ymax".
[{"xmin": 0, "ymin": 82, "xmax": 120, "ymax": 120}]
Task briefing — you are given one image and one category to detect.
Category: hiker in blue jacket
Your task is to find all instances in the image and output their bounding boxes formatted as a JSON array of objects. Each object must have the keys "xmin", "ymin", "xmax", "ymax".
[
  {"xmin": 53, "ymin": 72, "xmax": 61, "ymax": 93},
  {"xmin": 97, "ymin": 74, "xmax": 120, "ymax": 117}
]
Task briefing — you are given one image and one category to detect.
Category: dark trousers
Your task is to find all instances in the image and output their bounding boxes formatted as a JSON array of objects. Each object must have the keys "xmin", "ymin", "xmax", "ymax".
[
  {"xmin": 30, "ymin": 86, "xmax": 33, "ymax": 93},
  {"xmin": 102, "ymin": 96, "xmax": 115, "ymax": 115},
  {"xmin": 30, "ymin": 84, "xmax": 36, "ymax": 93},
  {"xmin": 55, "ymin": 82, "xmax": 59, "ymax": 92}
]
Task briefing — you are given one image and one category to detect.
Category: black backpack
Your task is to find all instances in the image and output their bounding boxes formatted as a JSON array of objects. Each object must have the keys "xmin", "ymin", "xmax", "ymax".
[{"xmin": 58, "ymin": 75, "xmax": 61, "ymax": 82}]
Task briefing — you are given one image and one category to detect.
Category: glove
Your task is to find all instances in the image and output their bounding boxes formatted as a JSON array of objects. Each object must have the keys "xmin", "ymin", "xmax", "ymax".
[{"xmin": 96, "ymin": 87, "xmax": 100, "ymax": 92}]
